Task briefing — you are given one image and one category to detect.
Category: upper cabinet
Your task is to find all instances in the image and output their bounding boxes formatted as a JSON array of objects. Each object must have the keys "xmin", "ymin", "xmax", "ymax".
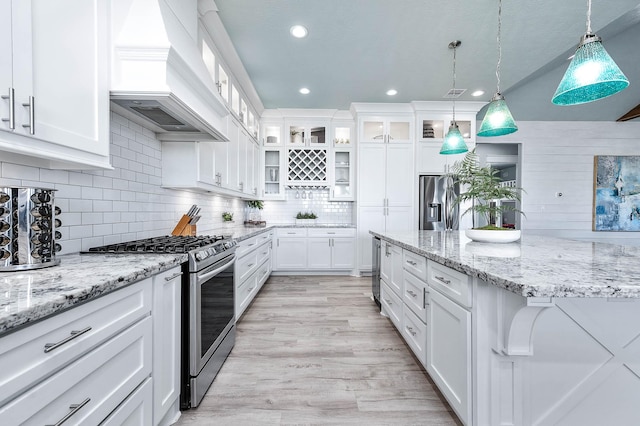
[
  {"xmin": 262, "ymin": 122, "xmax": 283, "ymax": 146},
  {"xmin": 0, "ymin": 0, "xmax": 110, "ymax": 169},
  {"xmin": 359, "ymin": 117, "xmax": 412, "ymax": 144},
  {"xmin": 285, "ymin": 119, "xmax": 329, "ymax": 146}
]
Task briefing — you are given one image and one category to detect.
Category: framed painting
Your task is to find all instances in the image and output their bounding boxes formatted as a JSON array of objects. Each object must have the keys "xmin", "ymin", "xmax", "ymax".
[{"xmin": 593, "ymin": 155, "xmax": 640, "ymax": 231}]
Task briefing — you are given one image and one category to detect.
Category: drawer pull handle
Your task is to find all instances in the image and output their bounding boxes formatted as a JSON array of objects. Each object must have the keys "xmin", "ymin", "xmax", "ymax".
[
  {"xmin": 435, "ymin": 275, "xmax": 451, "ymax": 285},
  {"xmin": 44, "ymin": 327, "xmax": 92, "ymax": 353},
  {"xmin": 247, "ymin": 263, "xmax": 254, "ymax": 268},
  {"xmin": 45, "ymin": 397, "xmax": 91, "ymax": 426},
  {"xmin": 407, "ymin": 289, "xmax": 417, "ymax": 298},
  {"xmin": 248, "ymin": 243, "xmax": 255, "ymax": 247},
  {"xmin": 164, "ymin": 271, "xmax": 183, "ymax": 281},
  {"xmin": 327, "ymin": 232, "xmax": 336, "ymax": 234},
  {"xmin": 406, "ymin": 260, "xmax": 417, "ymax": 266},
  {"xmin": 384, "ymin": 299, "xmax": 392, "ymax": 305},
  {"xmin": 287, "ymin": 232, "xmax": 297, "ymax": 234},
  {"xmin": 262, "ymin": 251, "xmax": 268, "ymax": 255},
  {"xmin": 406, "ymin": 326, "xmax": 417, "ymax": 336}
]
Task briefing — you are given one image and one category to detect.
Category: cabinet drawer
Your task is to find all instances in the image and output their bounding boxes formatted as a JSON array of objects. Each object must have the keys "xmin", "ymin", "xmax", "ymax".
[
  {"xmin": 381, "ymin": 280, "xmax": 402, "ymax": 331},
  {"xmin": 276, "ymin": 228, "xmax": 307, "ymax": 237},
  {"xmin": 307, "ymin": 228, "xmax": 355, "ymax": 237},
  {"xmin": 403, "ymin": 250, "xmax": 427, "ymax": 281},
  {"xmin": 403, "ymin": 272, "xmax": 428, "ymax": 323},
  {"xmin": 428, "ymin": 261, "xmax": 472, "ymax": 308},
  {"xmin": 236, "ymin": 251, "xmax": 258, "ymax": 283},
  {"xmin": 402, "ymin": 307, "xmax": 427, "ymax": 367},
  {"xmin": 0, "ymin": 280, "xmax": 152, "ymax": 406},
  {"xmin": 236, "ymin": 236, "xmax": 259, "ymax": 256},
  {"xmin": 101, "ymin": 377, "xmax": 152, "ymax": 426},
  {"xmin": 256, "ymin": 240, "xmax": 271, "ymax": 265},
  {"xmin": 236, "ymin": 273, "xmax": 258, "ymax": 319},
  {"xmin": 0, "ymin": 316, "xmax": 152, "ymax": 425},
  {"xmin": 255, "ymin": 230, "xmax": 273, "ymax": 245}
]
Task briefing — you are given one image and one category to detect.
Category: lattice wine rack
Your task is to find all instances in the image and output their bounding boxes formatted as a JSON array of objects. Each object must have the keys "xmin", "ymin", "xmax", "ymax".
[{"xmin": 287, "ymin": 149, "xmax": 327, "ymax": 184}]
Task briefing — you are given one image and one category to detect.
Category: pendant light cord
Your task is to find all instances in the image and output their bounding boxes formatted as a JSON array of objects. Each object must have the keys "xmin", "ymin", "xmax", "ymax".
[
  {"xmin": 496, "ymin": 0, "xmax": 502, "ymax": 94},
  {"xmin": 452, "ymin": 43, "xmax": 457, "ymax": 123},
  {"xmin": 586, "ymin": 0, "xmax": 592, "ymax": 34}
]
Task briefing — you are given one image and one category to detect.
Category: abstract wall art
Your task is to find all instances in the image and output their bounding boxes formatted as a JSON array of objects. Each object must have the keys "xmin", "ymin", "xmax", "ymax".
[{"xmin": 593, "ymin": 155, "xmax": 640, "ymax": 231}]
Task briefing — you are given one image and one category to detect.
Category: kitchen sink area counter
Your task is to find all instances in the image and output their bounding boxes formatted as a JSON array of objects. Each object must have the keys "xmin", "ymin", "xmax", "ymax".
[
  {"xmin": 0, "ymin": 253, "xmax": 186, "ymax": 336},
  {"xmin": 372, "ymin": 230, "xmax": 640, "ymax": 425}
]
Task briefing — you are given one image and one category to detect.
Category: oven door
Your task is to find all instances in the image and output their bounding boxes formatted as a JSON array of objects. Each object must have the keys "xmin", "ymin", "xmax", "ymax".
[{"xmin": 190, "ymin": 252, "xmax": 236, "ymax": 376}]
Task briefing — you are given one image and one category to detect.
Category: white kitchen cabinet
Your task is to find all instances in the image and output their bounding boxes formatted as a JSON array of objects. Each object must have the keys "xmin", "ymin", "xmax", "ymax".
[
  {"xmin": 152, "ymin": 266, "xmax": 182, "ymax": 426},
  {"xmin": 274, "ymin": 228, "xmax": 308, "ymax": 270},
  {"xmin": 330, "ymin": 149, "xmax": 354, "ymax": 201},
  {"xmin": 380, "ymin": 240, "xmax": 403, "ymax": 297},
  {"xmin": 402, "ymin": 305, "xmax": 427, "ymax": 366},
  {"xmin": 286, "ymin": 119, "xmax": 330, "ymax": 146},
  {"xmin": 332, "ymin": 122, "xmax": 353, "ymax": 147},
  {"xmin": 235, "ymin": 230, "xmax": 273, "ymax": 319},
  {"xmin": 101, "ymin": 378, "xmax": 153, "ymax": 426},
  {"xmin": 0, "ymin": 0, "xmax": 110, "ymax": 169},
  {"xmin": 358, "ymin": 205, "xmax": 413, "ymax": 271},
  {"xmin": 307, "ymin": 228, "xmax": 356, "ymax": 270},
  {"xmin": 162, "ymin": 141, "xmax": 219, "ymax": 191},
  {"xmin": 263, "ymin": 148, "xmax": 285, "ymax": 200},
  {"xmin": 427, "ymin": 282, "xmax": 472, "ymax": 425},
  {"xmin": 357, "ymin": 121, "xmax": 414, "ymax": 272},
  {"xmin": 0, "ymin": 279, "xmax": 153, "ymax": 425},
  {"xmin": 252, "ymin": 139, "xmax": 260, "ymax": 197},
  {"xmin": 380, "ymin": 280, "xmax": 402, "ymax": 330},
  {"xmin": 262, "ymin": 121, "xmax": 283, "ymax": 146},
  {"xmin": 358, "ymin": 116, "xmax": 412, "ymax": 144},
  {"xmin": 273, "ymin": 228, "xmax": 355, "ymax": 272}
]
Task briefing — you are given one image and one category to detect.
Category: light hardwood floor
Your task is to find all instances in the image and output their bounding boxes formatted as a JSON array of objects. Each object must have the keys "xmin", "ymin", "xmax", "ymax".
[{"xmin": 175, "ymin": 275, "xmax": 461, "ymax": 426}]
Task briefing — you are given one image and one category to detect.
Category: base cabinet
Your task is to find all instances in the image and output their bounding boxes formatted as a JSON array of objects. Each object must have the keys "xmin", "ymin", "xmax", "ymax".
[
  {"xmin": 152, "ymin": 266, "xmax": 182, "ymax": 426},
  {"xmin": 427, "ymin": 288, "xmax": 471, "ymax": 425},
  {"xmin": 274, "ymin": 228, "xmax": 356, "ymax": 272},
  {"xmin": 235, "ymin": 230, "xmax": 273, "ymax": 319}
]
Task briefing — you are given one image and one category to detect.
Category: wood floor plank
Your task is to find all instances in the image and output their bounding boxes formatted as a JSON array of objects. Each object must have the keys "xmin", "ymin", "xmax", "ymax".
[{"xmin": 174, "ymin": 275, "xmax": 461, "ymax": 426}]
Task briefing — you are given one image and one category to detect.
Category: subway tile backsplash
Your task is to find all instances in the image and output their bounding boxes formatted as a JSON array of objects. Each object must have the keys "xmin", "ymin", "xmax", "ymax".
[{"xmin": 0, "ymin": 111, "xmax": 353, "ymax": 254}]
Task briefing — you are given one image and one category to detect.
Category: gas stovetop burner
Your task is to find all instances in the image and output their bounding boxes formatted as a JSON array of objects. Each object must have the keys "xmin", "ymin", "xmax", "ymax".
[{"xmin": 86, "ymin": 235, "xmax": 227, "ymax": 254}]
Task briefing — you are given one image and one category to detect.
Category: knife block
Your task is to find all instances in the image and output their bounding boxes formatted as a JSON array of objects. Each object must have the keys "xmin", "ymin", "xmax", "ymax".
[{"xmin": 171, "ymin": 215, "xmax": 197, "ymax": 236}]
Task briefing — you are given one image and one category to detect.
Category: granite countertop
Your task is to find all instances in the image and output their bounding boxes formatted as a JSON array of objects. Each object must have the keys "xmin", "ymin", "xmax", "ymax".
[
  {"xmin": 371, "ymin": 230, "xmax": 640, "ymax": 299},
  {"xmin": 0, "ymin": 253, "xmax": 186, "ymax": 336}
]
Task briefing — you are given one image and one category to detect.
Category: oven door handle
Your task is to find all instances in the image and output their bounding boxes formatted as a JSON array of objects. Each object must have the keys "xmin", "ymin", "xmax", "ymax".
[{"xmin": 197, "ymin": 254, "xmax": 236, "ymax": 284}]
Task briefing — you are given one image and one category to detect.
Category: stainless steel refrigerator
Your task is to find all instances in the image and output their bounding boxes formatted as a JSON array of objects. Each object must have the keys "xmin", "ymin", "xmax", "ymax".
[{"xmin": 419, "ymin": 175, "xmax": 466, "ymax": 230}]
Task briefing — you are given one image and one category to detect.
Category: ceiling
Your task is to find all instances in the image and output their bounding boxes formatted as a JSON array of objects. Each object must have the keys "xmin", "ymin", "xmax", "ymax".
[{"xmin": 214, "ymin": 0, "xmax": 640, "ymax": 121}]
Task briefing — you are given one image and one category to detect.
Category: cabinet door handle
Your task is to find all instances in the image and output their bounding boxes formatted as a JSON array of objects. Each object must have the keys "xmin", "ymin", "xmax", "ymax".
[
  {"xmin": 1, "ymin": 87, "xmax": 15, "ymax": 129},
  {"xmin": 277, "ymin": 239, "xmax": 279, "ymax": 247},
  {"xmin": 405, "ymin": 325, "xmax": 416, "ymax": 336},
  {"xmin": 435, "ymin": 275, "xmax": 451, "ymax": 285},
  {"xmin": 45, "ymin": 397, "xmax": 91, "ymax": 426},
  {"xmin": 423, "ymin": 288, "xmax": 428, "ymax": 309},
  {"xmin": 164, "ymin": 271, "xmax": 183, "ymax": 281},
  {"xmin": 44, "ymin": 326, "xmax": 92, "ymax": 353},
  {"xmin": 22, "ymin": 96, "xmax": 35, "ymax": 135},
  {"xmin": 407, "ymin": 289, "xmax": 417, "ymax": 298},
  {"xmin": 406, "ymin": 260, "xmax": 417, "ymax": 266}
]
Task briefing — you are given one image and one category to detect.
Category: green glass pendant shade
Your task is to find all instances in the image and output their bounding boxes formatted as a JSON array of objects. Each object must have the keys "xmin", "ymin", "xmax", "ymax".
[
  {"xmin": 477, "ymin": 93, "xmax": 518, "ymax": 137},
  {"xmin": 552, "ymin": 34, "xmax": 629, "ymax": 106},
  {"xmin": 440, "ymin": 123, "xmax": 468, "ymax": 155}
]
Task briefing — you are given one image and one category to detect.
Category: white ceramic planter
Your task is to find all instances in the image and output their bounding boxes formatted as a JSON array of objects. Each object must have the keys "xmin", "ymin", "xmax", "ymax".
[{"xmin": 465, "ymin": 229, "xmax": 521, "ymax": 243}]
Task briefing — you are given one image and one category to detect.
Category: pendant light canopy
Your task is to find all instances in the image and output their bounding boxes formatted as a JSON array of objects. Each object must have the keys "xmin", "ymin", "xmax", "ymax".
[
  {"xmin": 552, "ymin": 28, "xmax": 629, "ymax": 105},
  {"xmin": 477, "ymin": 0, "xmax": 518, "ymax": 137},
  {"xmin": 440, "ymin": 40, "xmax": 468, "ymax": 155}
]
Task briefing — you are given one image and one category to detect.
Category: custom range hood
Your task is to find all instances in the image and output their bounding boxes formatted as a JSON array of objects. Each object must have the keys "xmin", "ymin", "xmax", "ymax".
[{"xmin": 111, "ymin": 0, "xmax": 229, "ymax": 141}]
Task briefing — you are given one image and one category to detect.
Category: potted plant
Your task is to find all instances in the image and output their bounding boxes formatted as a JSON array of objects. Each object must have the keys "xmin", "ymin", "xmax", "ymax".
[
  {"xmin": 246, "ymin": 200, "xmax": 264, "ymax": 222},
  {"xmin": 452, "ymin": 149, "xmax": 524, "ymax": 243},
  {"xmin": 222, "ymin": 212, "xmax": 233, "ymax": 222},
  {"xmin": 290, "ymin": 129, "xmax": 303, "ymax": 144},
  {"xmin": 295, "ymin": 211, "xmax": 317, "ymax": 224}
]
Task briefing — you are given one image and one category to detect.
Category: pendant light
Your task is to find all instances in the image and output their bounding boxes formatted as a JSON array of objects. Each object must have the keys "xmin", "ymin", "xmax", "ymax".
[
  {"xmin": 552, "ymin": 0, "xmax": 629, "ymax": 105},
  {"xmin": 440, "ymin": 40, "xmax": 468, "ymax": 155},
  {"xmin": 477, "ymin": 0, "xmax": 518, "ymax": 137}
]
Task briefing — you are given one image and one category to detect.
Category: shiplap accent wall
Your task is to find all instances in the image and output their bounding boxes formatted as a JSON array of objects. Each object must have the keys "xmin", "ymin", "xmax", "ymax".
[{"xmin": 488, "ymin": 120, "xmax": 640, "ymax": 244}]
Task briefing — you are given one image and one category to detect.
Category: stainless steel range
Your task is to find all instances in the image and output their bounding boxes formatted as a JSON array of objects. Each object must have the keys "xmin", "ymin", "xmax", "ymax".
[{"xmin": 88, "ymin": 234, "xmax": 237, "ymax": 409}]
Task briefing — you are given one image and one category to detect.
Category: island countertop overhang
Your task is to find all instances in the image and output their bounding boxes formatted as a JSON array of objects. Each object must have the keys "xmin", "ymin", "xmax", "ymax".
[{"xmin": 370, "ymin": 230, "xmax": 640, "ymax": 298}]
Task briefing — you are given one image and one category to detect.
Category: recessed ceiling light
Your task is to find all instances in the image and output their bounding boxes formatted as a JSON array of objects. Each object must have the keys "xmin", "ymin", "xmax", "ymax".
[
  {"xmin": 386, "ymin": 89, "xmax": 398, "ymax": 96},
  {"xmin": 299, "ymin": 88, "xmax": 310, "ymax": 94},
  {"xmin": 471, "ymin": 90, "xmax": 485, "ymax": 97},
  {"xmin": 290, "ymin": 25, "xmax": 308, "ymax": 38}
]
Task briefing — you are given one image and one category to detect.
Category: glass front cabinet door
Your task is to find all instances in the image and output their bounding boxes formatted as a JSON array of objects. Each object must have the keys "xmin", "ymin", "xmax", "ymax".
[
  {"xmin": 331, "ymin": 149, "xmax": 354, "ymax": 201},
  {"xmin": 359, "ymin": 117, "xmax": 412, "ymax": 144},
  {"xmin": 263, "ymin": 148, "xmax": 285, "ymax": 200},
  {"xmin": 286, "ymin": 121, "xmax": 329, "ymax": 146}
]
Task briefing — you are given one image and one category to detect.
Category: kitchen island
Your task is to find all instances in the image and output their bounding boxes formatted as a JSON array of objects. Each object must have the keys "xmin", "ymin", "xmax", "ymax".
[{"xmin": 372, "ymin": 230, "xmax": 640, "ymax": 426}]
